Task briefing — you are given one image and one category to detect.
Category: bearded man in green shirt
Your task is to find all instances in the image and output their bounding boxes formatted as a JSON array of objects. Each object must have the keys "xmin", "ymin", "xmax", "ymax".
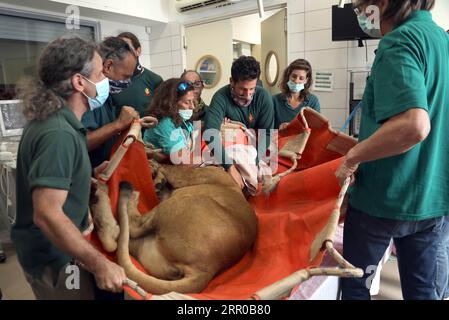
[{"xmin": 204, "ymin": 56, "xmax": 274, "ymax": 189}]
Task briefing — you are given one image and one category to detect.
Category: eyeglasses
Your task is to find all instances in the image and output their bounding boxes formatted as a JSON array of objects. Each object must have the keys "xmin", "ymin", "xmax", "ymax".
[
  {"xmin": 177, "ymin": 81, "xmax": 193, "ymax": 94},
  {"xmin": 187, "ymin": 80, "xmax": 205, "ymax": 89}
]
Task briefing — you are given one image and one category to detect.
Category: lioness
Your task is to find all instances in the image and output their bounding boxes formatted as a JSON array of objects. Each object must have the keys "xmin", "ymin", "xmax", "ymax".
[{"xmin": 91, "ymin": 164, "xmax": 258, "ymax": 295}]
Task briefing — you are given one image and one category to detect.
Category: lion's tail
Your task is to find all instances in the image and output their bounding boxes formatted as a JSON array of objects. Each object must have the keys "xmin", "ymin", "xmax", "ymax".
[{"xmin": 116, "ymin": 182, "xmax": 212, "ymax": 295}]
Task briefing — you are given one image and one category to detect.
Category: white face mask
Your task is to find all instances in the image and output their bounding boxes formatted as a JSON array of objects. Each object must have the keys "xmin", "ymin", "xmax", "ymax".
[
  {"xmin": 178, "ymin": 109, "xmax": 193, "ymax": 121},
  {"xmin": 287, "ymin": 81, "xmax": 305, "ymax": 93},
  {"xmin": 357, "ymin": 14, "xmax": 383, "ymax": 38},
  {"xmin": 81, "ymin": 76, "xmax": 110, "ymax": 110}
]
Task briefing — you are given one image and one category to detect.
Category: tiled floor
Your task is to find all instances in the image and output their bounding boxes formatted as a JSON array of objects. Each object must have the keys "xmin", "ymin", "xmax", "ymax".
[
  {"xmin": 0, "ymin": 240, "xmax": 403, "ymax": 300},
  {"xmin": 373, "ymin": 257, "xmax": 403, "ymax": 300},
  {"xmin": 0, "ymin": 242, "xmax": 35, "ymax": 300}
]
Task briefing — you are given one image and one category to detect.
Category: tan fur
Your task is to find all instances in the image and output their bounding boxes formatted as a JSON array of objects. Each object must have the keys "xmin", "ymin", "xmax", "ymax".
[
  {"xmin": 92, "ymin": 165, "xmax": 258, "ymax": 295},
  {"xmin": 90, "ymin": 182, "xmax": 120, "ymax": 252}
]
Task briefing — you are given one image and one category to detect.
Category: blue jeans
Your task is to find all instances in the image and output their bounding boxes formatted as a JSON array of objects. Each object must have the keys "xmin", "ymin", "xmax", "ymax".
[
  {"xmin": 341, "ymin": 205, "xmax": 446, "ymax": 300},
  {"xmin": 436, "ymin": 216, "xmax": 449, "ymax": 299}
]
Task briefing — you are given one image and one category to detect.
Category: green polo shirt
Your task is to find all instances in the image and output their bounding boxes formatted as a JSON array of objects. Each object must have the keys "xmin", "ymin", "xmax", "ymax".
[
  {"xmin": 143, "ymin": 117, "xmax": 193, "ymax": 155},
  {"xmin": 81, "ymin": 97, "xmax": 118, "ymax": 168},
  {"xmin": 204, "ymin": 84, "xmax": 274, "ymax": 169},
  {"xmin": 112, "ymin": 68, "xmax": 163, "ymax": 117},
  {"xmin": 11, "ymin": 106, "xmax": 91, "ymax": 278},
  {"xmin": 349, "ymin": 11, "xmax": 449, "ymax": 221},
  {"xmin": 272, "ymin": 93, "xmax": 320, "ymax": 128}
]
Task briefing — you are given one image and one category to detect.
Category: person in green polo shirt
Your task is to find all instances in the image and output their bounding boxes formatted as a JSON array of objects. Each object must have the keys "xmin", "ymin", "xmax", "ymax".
[
  {"xmin": 12, "ymin": 36, "xmax": 126, "ymax": 300},
  {"xmin": 204, "ymin": 56, "xmax": 274, "ymax": 189},
  {"xmin": 180, "ymin": 70, "xmax": 208, "ymax": 122},
  {"xmin": 114, "ymin": 32, "xmax": 163, "ymax": 118},
  {"xmin": 81, "ymin": 37, "xmax": 142, "ymax": 168},
  {"xmin": 335, "ymin": 0, "xmax": 449, "ymax": 300},
  {"xmin": 273, "ymin": 59, "xmax": 320, "ymax": 130},
  {"xmin": 143, "ymin": 79, "xmax": 196, "ymax": 164}
]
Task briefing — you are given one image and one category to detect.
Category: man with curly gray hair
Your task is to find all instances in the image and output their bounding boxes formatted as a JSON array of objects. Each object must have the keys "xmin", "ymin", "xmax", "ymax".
[{"xmin": 12, "ymin": 36, "xmax": 127, "ymax": 300}]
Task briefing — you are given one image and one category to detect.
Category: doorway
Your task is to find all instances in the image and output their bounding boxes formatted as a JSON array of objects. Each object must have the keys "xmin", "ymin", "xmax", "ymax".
[{"xmin": 184, "ymin": 7, "xmax": 287, "ymax": 104}]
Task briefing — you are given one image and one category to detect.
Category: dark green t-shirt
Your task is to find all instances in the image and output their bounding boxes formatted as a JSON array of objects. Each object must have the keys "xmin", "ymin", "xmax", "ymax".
[
  {"xmin": 272, "ymin": 93, "xmax": 320, "ymax": 129},
  {"xmin": 12, "ymin": 107, "xmax": 91, "ymax": 278},
  {"xmin": 81, "ymin": 97, "xmax": 117, "ymax": 168},
  {"xmin": 349, "ymin": 11, "xmax": 449, "ymax": 221},
  {"xmin": 204, "ymin": 84, "xmax": 274, "ymax": 169},
  {"xmin": 112, "ymin": 68, "xmax": 163, "ymax": 117}
]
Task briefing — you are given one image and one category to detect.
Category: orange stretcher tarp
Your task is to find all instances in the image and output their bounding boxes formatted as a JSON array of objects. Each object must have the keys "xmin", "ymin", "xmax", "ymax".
[{"xmin": 89, "ymin": 108, "xmax": 354, "ymax": 300}]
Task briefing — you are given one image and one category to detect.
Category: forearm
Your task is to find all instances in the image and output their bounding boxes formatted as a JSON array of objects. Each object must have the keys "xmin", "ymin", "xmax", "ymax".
[
  {"xmin": 87, "ymin": 122, "xmax": 120, "ymax": 151},
  {"xmin": 346, "ymin": 109, "xmax": 430, "ymax": 166},
  {"xmin": 34, "ymin": 210, "xmax": 105, "ymax": 273}
]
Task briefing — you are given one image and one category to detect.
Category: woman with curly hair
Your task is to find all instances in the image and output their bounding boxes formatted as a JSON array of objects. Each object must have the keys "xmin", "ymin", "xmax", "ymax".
[{"xmin": 143, "ymin": 78, "xmax": 196, "ymax": 163}]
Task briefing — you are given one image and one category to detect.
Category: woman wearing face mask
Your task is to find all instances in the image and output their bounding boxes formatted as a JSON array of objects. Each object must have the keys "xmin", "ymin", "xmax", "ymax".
[
  {"xmin": 335, "ymin": 0, "xmax": 449, "ymax": 300},
  {"xmin": 143, "ymin": 79, "xmax": 196, "ymax": 164},
  {"xmin": 272, "ymin": 59, "xmax": 320, "ymax": 130}
]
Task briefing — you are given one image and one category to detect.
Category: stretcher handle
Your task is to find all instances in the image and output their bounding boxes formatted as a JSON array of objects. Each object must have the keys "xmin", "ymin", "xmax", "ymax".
[
  {"xmin": 309, "ymin": 177, "xmax": 350, "ymax": 262},
  {"xmin": 248, "ymin": 177, "xmax": 362, "ymax": 300},
  {"xmin": 123, "ymin": 278, "xmax": 149, "ymax": 299},
  {"xmin": 251, "ymin": 265, "xmax": 362, "ymax": 300},
  {"xmin": 98, "ymin": 120, "xmax": 142, "ymax": 182},
  {"xmin": 251, "ymin": 222, "xmax": 364, "ymax": 300}
]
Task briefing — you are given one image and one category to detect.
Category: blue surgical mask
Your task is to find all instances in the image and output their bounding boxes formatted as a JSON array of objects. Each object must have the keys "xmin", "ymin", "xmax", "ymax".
[
  {"xmin": 357, "ymin": 14, "xmax": 383, "ymax": 38},
  {"xmin": 179, "ymin": 109, "xmax": 193, "ymax": 121},
  {"xmin": 287, "ymin": 81, "xmax": 305, "ymax": 93},
  {"xmin": 82, "ymin": 76, "xmax": 110, "ymax": 110}
]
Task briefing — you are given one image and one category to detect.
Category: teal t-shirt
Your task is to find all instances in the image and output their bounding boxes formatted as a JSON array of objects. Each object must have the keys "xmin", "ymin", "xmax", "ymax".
[
  {"xmin": 272, "ymin": 93, "xmax": 320, "ymax": 128},
  {"xmin": 349, "ymin": 11, "xmax": 449, "ymax": 221},
  {"xmin": 204, "ymin": 85, "xmax": 274, "ymax": 169},
  {"xmin": 143, "ymin": 117, "xmax": 193, "ymax": 155}
]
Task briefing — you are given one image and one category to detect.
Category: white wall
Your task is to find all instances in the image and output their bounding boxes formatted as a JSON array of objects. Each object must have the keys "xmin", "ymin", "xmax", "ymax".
[
  {"xmin": 147, "ymin": 21, "xmax": 185, "ymax": 80},
  {"xmin": 232, "ymin": 13, "xmax": 261, "ymax": 45},
  {"xmin": 287, "ymin": 0, "xmax": 380, "ymax": 130},
  {"xmin": 432, "ymin": 0, "xmax": 449, "ymax": 30},
  {"xmin": 185, "ymin": 19, "xmax": 234, "ymax": 104}
]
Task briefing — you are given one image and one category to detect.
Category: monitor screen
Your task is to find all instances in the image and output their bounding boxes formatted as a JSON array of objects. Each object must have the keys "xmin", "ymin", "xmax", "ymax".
[
  {"xmin": 332, "ymin": 3, "xmax": 374, "ymax": 41},
  {"xmin": 0, "ymin": 100, "xmax": 27, "ymax": 137}
]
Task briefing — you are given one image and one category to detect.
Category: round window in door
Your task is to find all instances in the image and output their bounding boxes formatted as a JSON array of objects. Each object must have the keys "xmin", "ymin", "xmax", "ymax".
[
  {"xmin": 264, "ymin": 51, "xmax": 279, "ymax": 87},
  {"xmin": 195, "ymin": 55, "xmax": 221, "ymax": 89}
]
